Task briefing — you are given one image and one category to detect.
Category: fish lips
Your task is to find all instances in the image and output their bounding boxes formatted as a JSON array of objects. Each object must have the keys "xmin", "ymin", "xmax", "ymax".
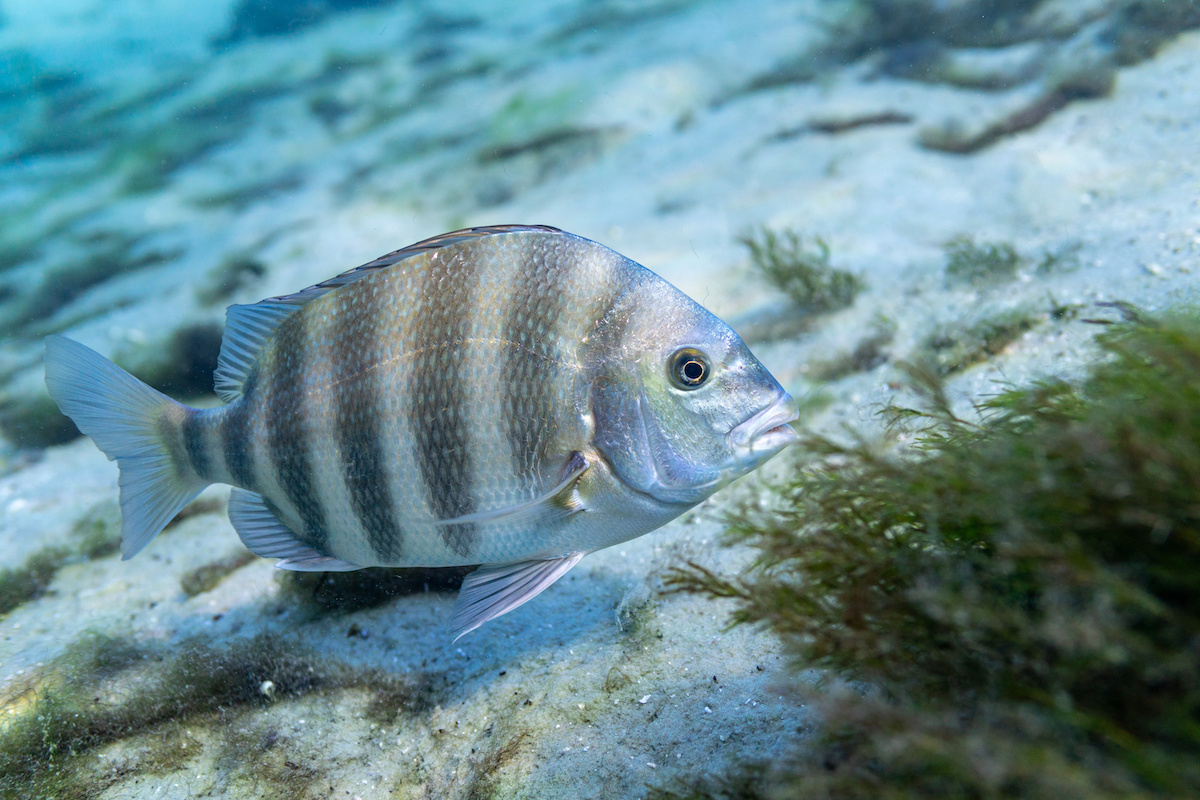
[{"xmin": 729, "ymin": 393, "xmax": 800, "ymax": 456}]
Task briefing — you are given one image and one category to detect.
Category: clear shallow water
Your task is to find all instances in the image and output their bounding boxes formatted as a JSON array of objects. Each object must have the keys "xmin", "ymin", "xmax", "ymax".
[{"xmin": 1, "ymin": 2, "xmax": 1199, "ymax": 797}]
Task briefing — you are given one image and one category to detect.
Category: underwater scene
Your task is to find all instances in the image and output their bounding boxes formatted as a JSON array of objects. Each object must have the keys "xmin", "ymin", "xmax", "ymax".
[{"xmin": 2, "ymin": 1, "xmax": 1200, "ymax": 798}]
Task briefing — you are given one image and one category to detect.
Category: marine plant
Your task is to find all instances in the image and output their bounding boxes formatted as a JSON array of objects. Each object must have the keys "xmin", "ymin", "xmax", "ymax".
[
  {"xmin": 739, "ymin": 227, "xmax": 864, "ymax": 315},
  {"xmin": 0, "ymin": 630, "xmax": 433, "ymax": 799},
  {"xmin": 917, "ymin": 306, "xmax": 1042, "ymax": 376},
  {"xmin": 0, "ymin": 546, "xmax": 69, "ymax": 617},
  {"xmin": 943, "ymin": 235, "xmax": 1022, "ymax": 285},
  {"xmin": 659, "ymin": 310, "xmax": 1200, "ymax": 799},
  {"xmin": 0, "ymin": 506, "xmax": 121, "ymax": 616},
  {"xmin": 179, "ymin": 550, "xmax": 257, "ymax": 597}
]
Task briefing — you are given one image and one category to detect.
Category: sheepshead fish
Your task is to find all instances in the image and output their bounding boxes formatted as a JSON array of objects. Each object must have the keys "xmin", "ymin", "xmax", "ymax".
[{"xmin": 44, "ymin": 225, "xmax": 797, "ymax": 638}]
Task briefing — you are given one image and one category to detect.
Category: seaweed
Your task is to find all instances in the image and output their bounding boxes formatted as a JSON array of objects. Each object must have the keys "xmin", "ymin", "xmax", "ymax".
[
  {"xmin": 662, "ymin": 311, "xmax": 1200, "ymax": 799},
  {"xmin": 0, "ymin": 546, "xmax": 70, "ymax": 617},
  {"xmin": 191, "ymin": 171, "xmax": 304, "ymax": 212},
  {"xmin": 917, "ymin": 66, "xmax": 1116, "ymax": 154},
  {"xmin": 0, "ymin": 630, "xmax": 436, "ymax": 798},
  {"xmin": 70, "ymin": 502, "xmax": 122, "ymax": 560},
  {"xmin": 0, "ymin": 504, "xmax": 123, "ymax": 616},
  {"xmin": 179, "ymin": 550, "xmax": 256, "ymax": 597},
  {"xmin": 943, "ymin": 235, "xmax": 1022, "ymax": 285},
  {"xmin": 0, "ymin": 633, "xmax": 314, "ymax": 797},
  {"xmin": 916, "ymin": 306, "xmax": 1042, "ymax": 376},
  {"xmin": 462, "ymin": 731, "xmax": 530, "ymax": 800},
  {"xmin": 212, "ymin": 725, "xmax": 323, "ymax": 800},
  {"xmin": 740, "ymin": 227, "xmax": 864, "ymax": 315}
]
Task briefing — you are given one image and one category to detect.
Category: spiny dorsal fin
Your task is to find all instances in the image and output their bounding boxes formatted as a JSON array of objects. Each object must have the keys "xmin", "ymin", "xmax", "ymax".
[
  {"xmin": 214, "ymin": 302, "xmax": 295, "ymax": 401},
  {"xmin": 213, "ymin": 224, "xmax": 563, "ymax": 401}
]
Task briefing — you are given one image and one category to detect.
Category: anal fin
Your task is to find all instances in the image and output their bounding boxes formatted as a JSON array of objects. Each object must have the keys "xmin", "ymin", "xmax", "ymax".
[{"xmin": 228, "ymin": 488, "xmax": 362, "ymax": 572}]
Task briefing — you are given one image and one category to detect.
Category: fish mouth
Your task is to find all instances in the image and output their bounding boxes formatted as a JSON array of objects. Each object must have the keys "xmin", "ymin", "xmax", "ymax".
[{"xmin": 729, "ymin": 393, "xmax": 800, "ymax": 454}]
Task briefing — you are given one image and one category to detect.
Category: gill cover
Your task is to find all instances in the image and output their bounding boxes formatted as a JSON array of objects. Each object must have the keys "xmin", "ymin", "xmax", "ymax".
[{"xmin": 590, "ymin": 275, "xmax": 793, "ymax": 507}]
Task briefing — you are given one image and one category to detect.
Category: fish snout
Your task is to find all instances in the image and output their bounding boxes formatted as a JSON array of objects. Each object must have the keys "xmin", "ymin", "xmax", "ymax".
[{"xmin": 729, "ymin": 393, "xmax": 800, "ymax": 456}]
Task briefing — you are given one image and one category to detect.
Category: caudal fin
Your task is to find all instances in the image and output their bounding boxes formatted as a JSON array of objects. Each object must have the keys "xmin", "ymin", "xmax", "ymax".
[{"xmin": 44, "ymin": 335, "xmax": 208, "ymax": 559}]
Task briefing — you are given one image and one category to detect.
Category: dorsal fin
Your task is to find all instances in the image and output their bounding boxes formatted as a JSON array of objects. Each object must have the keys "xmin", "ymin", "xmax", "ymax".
[
  {"xmin": 213, "ymin": 224, "xmax": 563, "ymax": 401},
  {"xmin": 214, "ymin": 302, "xmax": 296, "ymax": 401}
]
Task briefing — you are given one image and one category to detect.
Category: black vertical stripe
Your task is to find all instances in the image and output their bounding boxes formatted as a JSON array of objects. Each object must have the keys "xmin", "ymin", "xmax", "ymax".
[
  {"xmin": 335, "ymin": 281, "xmax": 403, "ymax": 562},
  {"xmin": 501, "ymin": 239, "xmax": 565, "ymax": 484},
  {"xmin": 412, "ymin": 250, "xmax": 478, "ymax": 557},
  {"xmin": 268, "ymin": 313, "xmax": 328, "ymax": 551},
  {"xmin": 221, "ymin": 396, "xmax": 257, "ymax": 491},
  {"xmin": 182, "ymin": 410, "xmax": 211, "ymax": 481}
]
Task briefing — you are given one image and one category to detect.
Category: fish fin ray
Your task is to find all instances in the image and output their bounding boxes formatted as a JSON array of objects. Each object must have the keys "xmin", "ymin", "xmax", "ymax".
[
  {"xmin": 262, "ymin": 225, "xmax": 564, "ymax": 306},
  {"xmin": 450, "ymin": 554, "xmax": 585, "ymax": 640},
  {"xmin": 213, "ymin": 225, "xmax": 563, "ymax": 401},
  {"xmin": 433, "ymin": 451, "xmax": 588, "ymax": 527},
  {"xmin": 44, "ymin": 336, "xmax": 208, "ymax": 558},
  {"xmin": 214, "ymin": 302, "xmax": 297, "ymax": 401},
  {"xmin": 228, "ymin": 488, "xmax": 362, "ymax": 571},
  {"xmin": 274, "ymin": 556, "xmax": 363, "ymax": 572}
]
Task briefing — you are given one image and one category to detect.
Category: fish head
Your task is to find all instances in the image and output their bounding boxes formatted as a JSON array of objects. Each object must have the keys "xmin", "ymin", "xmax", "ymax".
[{"xmin": 590, "ymin": 280, "xmax": 798, "ymax": 507}]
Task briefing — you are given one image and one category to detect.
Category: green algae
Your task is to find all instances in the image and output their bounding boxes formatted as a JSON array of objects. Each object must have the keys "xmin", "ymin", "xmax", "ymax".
[
  {"xmin": 484, "ymin": 85, "xmax": 590, "ymax": 156},
  {"xmin": 180, "ymin": 550, "xmax": 256, "ymax": 597},
  {"xmin": 0, "ymin": 630, "xmax": 437, "ymax": 799},
  {"xmin": 917, "ymin": 306, "xmax": 1043, "ymax": 376},
  {"xmin": 0, "ymin": 504, "xmax": 121, "ymax": 617},
  {"xmin": 191, "ymin": 171, "xmax": 305, "ymax": 212},
  {"xmin": 213, "ymin": 723, "xmax": 326, "ymax": 800},
  {"xmin": 740, "ymin": 227, "xmax": 864, "ymax": 315},
  {"xmin": 70, "ymin": 502, "xmax": 122, "ymax": 560},
  {"xmin": 363, "ymin": 672, "xmax": 443, "ymax": 726},
  {"xmin": 0, "ymin": 546, "xmax": 69, "ymax": 617},
  {"xmin": 216, "ymin": 0, "xmax": 400, "ymax": 47},
  {"xmin": 943, "ymin": 235, "xmax": 1022, "ymax": 286},
  {"xmin": 462, "ymin": 731, "xmax": 530, "ymax": 800},
  {"xmin": 660, "ymin": 311, "xmax": 1200, "ymax": 799}
]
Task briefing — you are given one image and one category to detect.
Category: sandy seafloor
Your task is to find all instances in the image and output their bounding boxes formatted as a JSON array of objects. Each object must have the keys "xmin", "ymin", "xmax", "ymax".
[{"xmin": 1, "ymin": 1, "xmax": 1199, "ymax": 798}]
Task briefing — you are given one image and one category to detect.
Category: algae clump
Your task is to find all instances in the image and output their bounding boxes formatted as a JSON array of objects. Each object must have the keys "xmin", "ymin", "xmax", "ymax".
[
  {"xmin": 0, "ymin": 504, "xmax": 122, "ymax": 617},
  {"xmin": 740, "ymin": 227, "xmax": 864, "ymax": 315},
  {"xmin": 0, "ymin": 630, "xmax": 436, "ymax": 799},
  {"xmin": 662, "ymin": 311, "xmax": 1200, "ymax": 799},
  {"xmin": 917, "ymin": 306, "xmax": 1043, "ymax": 375},
  {"xmin": 943, "ymin": 235, "xmax": 1022, "ymax": 285}
]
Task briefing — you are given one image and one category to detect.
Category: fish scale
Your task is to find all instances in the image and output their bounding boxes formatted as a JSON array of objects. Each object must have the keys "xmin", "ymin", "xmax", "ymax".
[{"xmin": 44, "ymin": 225, "xmax": 799, "ymax": 637}]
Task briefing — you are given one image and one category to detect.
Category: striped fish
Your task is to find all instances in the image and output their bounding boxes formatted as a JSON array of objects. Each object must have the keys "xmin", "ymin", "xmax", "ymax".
[{"xmin": 44, "ymin": 226, "xmax": 797, "ymax": 638}]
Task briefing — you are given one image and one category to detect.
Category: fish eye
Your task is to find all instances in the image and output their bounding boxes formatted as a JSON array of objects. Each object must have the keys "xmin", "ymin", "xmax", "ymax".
[{"xmin": 668, "ymin": 348, "xmax": 710, "ymax": 389}]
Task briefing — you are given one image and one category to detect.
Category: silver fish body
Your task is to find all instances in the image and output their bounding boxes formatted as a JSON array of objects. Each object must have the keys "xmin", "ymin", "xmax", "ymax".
[{"xmin": 44, "ymin": 226, "xmax": 797, "ymax": 637}]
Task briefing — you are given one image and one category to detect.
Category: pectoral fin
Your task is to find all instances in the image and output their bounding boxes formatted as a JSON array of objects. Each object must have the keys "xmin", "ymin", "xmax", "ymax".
[
  {"xmin": 450, "ymin": 554, "xmax": 586, "ymax": 640},
  {"xmin": 433, "ymin": 451, "xmax": 589, "ymax": 527}
]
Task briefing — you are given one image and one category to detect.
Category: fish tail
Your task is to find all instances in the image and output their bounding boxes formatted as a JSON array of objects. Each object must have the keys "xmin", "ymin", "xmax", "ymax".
[{"xmin": 44, "ymin": 335, "xmax": 209, "ymax": 559}]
